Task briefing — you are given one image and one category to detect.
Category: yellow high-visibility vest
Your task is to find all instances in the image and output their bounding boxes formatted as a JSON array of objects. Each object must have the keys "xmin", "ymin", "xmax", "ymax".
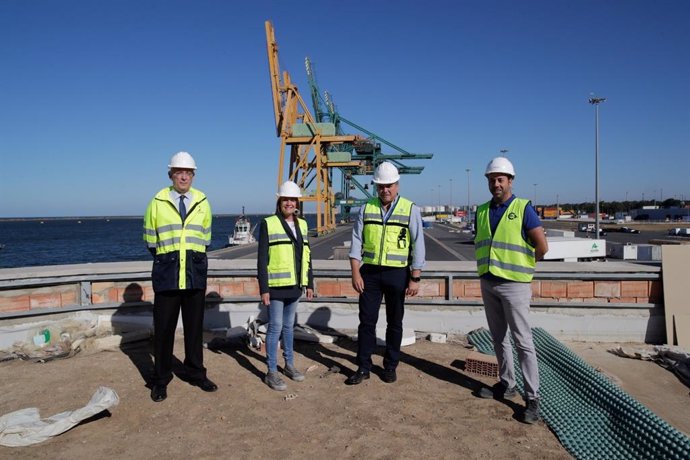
[
  {"xmin": 143, "ymin": 187, "xmax": 212, "ymax": 291},
  {"xmin": 265, "ymin": 215, "xmax": 310, "ymax": 287},
  {"xmin": 475, "ymin": 197, "xmax": 536, "ymax": 282},
  {"xmin": 361, "ymin": 197, "xmax": 413, "ymax": 267}
]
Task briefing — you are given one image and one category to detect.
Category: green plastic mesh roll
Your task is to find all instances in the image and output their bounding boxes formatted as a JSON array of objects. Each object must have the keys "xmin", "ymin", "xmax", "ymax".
[{"xmin": 468, "ymin": 327, "xmax": 690, "ymax": 459}]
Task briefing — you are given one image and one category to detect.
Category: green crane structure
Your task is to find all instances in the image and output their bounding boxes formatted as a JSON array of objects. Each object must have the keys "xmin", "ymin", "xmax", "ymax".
[
  {"xmin": 265, "ymin": 20, "xmax": 432, "ymax": 234},
  {"xmin": 304, "ymin": 57, "xmax": 433, "ymax": 220}
]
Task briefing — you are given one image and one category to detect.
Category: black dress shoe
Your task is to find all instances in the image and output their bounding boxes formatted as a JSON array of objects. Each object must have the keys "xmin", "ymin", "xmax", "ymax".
[
  {"xmin": 382, "ymin": 369, "xmax": 397, "ymax": 383},
  {"xmin": 151, "ymin": 385, "xmax": 167, "ymax": 402},
  {"xmin": 193, "ymin": 378, "xmax": 218, "ymax": 392},
  {"xmin": 345, "ymin": 370, "xmax": 370, "ymax": 385}
]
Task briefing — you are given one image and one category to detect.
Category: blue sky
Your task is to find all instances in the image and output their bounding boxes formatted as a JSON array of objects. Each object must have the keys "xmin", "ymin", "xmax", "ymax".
[{"xmin": 2, "ymin": 0, "xmax": 689, "ymax": 217}]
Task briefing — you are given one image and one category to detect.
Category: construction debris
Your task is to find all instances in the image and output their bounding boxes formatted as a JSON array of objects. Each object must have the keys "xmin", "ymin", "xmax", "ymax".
[
  {"xmin": 609, "ymin": 345, "xmax": 690, "ymax": 388},
  {"xmin": 464, "ymin": 350, "xmax": 499, "ymax": 378},
  {"xmin": 0, "ymin": 386, "xmax": 119, "ymax": 447},
  {"xmin": 427, "ymin": 333, "xmax": 447, "ymax": 344}
]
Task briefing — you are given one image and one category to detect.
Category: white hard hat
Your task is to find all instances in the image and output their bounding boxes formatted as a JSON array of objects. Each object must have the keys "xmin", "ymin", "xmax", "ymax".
[
  {"xmin": 277, "ymin": 181, "xmax": 302, "ymax": 198},
  {"xmin": 484, "ymin": 156, "xmax": 515, "ymax": 177},
  {"xmin": 168, "ymin": 151, "xmax": 197, "ymax": 170},
  {"xmin": 372, "ymin": 161, "xmax": 400, "ymax": 184}
]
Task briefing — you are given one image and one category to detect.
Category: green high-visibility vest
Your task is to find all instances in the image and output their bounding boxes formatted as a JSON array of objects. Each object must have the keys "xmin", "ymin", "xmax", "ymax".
[
  {"xmin": 361, "ymin": 197, "xmax": 413, "ymax": 267},
  {"xmin": 475, "ymin": 197, "xmax": 536, "ymax": 282},
  {"xmin": 143, "ymin": 186, "xmax": 212, "ymax": 290},
  {"xmin": 265, "ymin": 215, "xmax": 310, "ymax": 287}
]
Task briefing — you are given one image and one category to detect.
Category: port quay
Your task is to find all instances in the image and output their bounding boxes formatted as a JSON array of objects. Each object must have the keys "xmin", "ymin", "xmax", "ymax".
[{"xmin": 0, "ymin": 222, "xmax": 675, "ymax": 344}]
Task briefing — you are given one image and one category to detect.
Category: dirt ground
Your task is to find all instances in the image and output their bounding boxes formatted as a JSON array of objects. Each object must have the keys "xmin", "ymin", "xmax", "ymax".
[{"xmin": 1, "ymin": 333, "xmax": 689, "ymax": 460}]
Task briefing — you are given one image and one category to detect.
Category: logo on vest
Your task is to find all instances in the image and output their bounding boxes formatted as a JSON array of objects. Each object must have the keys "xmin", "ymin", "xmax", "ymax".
[{"xmin": 507, "ymin": 212, "xmax": 518, "ymax": 220}]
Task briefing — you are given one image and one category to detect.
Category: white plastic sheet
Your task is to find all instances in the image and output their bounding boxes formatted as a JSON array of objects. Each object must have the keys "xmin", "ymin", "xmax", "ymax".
[{"xmin": 0, "ymin": 386, "xmax": 119, "ymax": 447}]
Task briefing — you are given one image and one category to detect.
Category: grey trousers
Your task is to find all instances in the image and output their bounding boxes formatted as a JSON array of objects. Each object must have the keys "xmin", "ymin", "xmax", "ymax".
[{"xmin": 480, "ymin": 278, "xmax": 540, "ymax": 400}]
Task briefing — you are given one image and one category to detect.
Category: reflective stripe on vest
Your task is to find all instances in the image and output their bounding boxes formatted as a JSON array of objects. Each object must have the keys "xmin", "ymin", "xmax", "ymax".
[
  {"xmin": 474, "ymin": 197, "xmax": 536, "ymax": 282},
  {"xmin": 265, "ymin": 215, "xmax": 310, "ymax": 287},
  {"xmin": 143, "ymin": 186, "xmax": 212, "ymax": 289},
  {"xmin": 361, "ymin": 197, "xmax": 413, "ymax": 267}
]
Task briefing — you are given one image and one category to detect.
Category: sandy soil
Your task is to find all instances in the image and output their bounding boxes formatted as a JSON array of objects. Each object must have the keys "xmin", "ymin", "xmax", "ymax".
[{"xmin": 1, "ymin": 334, "xmax": 688, "ymax": 459}]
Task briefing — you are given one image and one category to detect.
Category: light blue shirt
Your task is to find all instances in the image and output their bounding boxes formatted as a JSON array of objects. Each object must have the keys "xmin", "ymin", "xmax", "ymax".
[
  {"xmin": 348, "ymin": 195, "xmax": 426, "ymax": 270},
  {"xmin": 169, "ymin": 190, "xmax": 193, "ymax": 213}
]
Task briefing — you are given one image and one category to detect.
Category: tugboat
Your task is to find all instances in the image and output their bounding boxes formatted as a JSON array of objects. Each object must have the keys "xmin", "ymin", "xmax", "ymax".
[{"xmin": 227, "ymin": 207, "xmax": 257, "ymax": 246}]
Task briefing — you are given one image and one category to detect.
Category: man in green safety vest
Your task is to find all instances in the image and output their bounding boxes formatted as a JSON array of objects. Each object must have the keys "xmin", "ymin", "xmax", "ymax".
[
  {"xmin": 143, "ymin": 151, "xmax": 217, "ymax": 402},
  {"xmin": 346, "ymin": 161, "xmax": 426, "ymax": 385},
  {"xmin": 474, "ymin": 156, "xmax": 548, "ymax": 424}
]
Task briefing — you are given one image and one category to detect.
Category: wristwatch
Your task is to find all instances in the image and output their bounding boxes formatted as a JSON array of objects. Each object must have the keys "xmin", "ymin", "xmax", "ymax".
[{"xmin": 410, "ymin": 275, "xmax": 421, "ymax": 283}]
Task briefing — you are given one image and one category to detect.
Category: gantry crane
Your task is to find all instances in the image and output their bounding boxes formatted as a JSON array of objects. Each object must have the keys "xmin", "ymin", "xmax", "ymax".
[
  {"xmin": 265, "ymin": 21, "xmax": 359, "ymax": 234},
  {"xmin": 305, "ymin": 58, "xmax": 433, "ymax": 219},
  {"xmin": 265, "ymin": 21, "xmax": 432, "ymax": 233}
]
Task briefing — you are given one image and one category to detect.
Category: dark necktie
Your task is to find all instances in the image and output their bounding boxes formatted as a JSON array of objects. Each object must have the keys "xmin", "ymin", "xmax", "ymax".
[{"xmin": 179, "ymin": 195, "xmax": 187, "ymax": 221}]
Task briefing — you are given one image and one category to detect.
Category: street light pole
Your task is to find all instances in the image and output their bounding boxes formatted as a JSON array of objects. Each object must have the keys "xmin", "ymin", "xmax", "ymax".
[
  {"xmin": 533, "ymin": 183, "xmax": 538, "ymax": 208},
  {"xmin": 466, "ymin": 168, "xmax": 471, "ymax": 215},
  {"xmin": 589, "ymin": 95, "xmax": 606, "ymax": 238},
  {"xmin": 449, "ymin": 178, "xmax": 453, "ymax": 210},
  {"xmin": 556, "ymin": 193, "xmax": 559, "ymax": 219}
]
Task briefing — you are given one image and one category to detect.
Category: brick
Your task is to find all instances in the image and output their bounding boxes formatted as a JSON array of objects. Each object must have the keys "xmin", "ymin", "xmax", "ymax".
[
  {"xmin": 0, "ymin": 294, "xmax": 31, "ymax": 312},
  {"xmin": 637, "ymin": 297, "xmax": 653, "ymax": 304},
  {"xmin": 205, "ymin": 282, "xmax": 221, "ymax": 296},
  {"xmin": 339, "ymin": 280, "xmax": 359, "ymax": 298},
  {"xmin": 142, "ymin": 285, "xmax": 155, "ymax": 302},
  {"xmin": 465, "ymin": 351, "xmax": 499, "ymax": 378},
  {"xmin": 464, "ymin": 280, "xmax": 482, "ymax": 298},
  {"xmin": 609, "ymin": 297, "xmax": 637, "ymax": 303},
  {"xmin": 594, "ymin": 281, "xmax": 620, "ymax": 298},
  {"xmin": 582, "ymin": 297, "xmax": 609, "ymax": 303},
  {"xmin": 207, "ymin": 277, "xmax": 224, "ymax": 287},
  {"xmin": 418, "ymin": 279, "xmax": 442, "ymax": 298},
  {"xmin": 621, "ymin": 281, "xmax": 649, "ymax": 298},
  {"xmin": 315, "ymin": 280, "xmax": 341, "ymax": 297},
  {"xmin": 92, "ymin": 287, "xmax": 119, "ymax": 304},
  {"xmin": 30, "ymin": 292, "xmax": 62, "ymax": 309},
  {"xmin": 119, "ymin": 283, "xmax": 147, "ymax": 303},
  {"xmin": 242, "ymin": 281, "xmax": 260, "ymax": 296},
  {"xmin": 649, "ymin": 281, "xmax": 663, "ymax": 303},
  {"xmin": 60, "ymin": 289, "xmax": 78, "ymax": 307},
  {"xmin": 219, "ymin": 281, "xmax": 245, "ymax": 297},
  {"xmin": 452, "ymin": 280, "xmax": 464, "ymax": 299},
  {"xmin": 92, "ymin": 282, "xmax": 119, "ymax": 304},
  {"xmin": 566, "ymin": 281, "xmax": 594, "ymax": 298},
  {"xmin": 92, "ymin": 281, "xmax": 115, "ymax": 291},
  {"xmin": 235, "ymin": 277, "xmax": 255, "ymax": 284},
  {"xmin": 541, "ymin": 281, "xmax": 567, "ymax": 298},
  {"xmin": 531, "ymin": 281, "xmax": 541, "ymax": 298},
  {"xmin": 558, "ymin": 297, "xmax": 584, "ymax": 303}
]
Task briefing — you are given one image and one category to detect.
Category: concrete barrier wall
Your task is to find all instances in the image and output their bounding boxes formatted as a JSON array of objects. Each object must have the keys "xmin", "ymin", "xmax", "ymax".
[{"xmin": 0, "ymin": 260, "xmax": 664, "ymax": 342}]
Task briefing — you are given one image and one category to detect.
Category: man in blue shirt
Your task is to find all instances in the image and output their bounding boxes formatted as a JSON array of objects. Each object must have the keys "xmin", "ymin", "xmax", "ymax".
[{"xmin": 474, "ymin": 156, "xmax": 548, "ymax": 424}]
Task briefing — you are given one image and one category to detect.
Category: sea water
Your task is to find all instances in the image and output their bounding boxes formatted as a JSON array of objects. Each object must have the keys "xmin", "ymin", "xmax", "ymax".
[{"xmin": 0, "ymin": 214, "xmax": 312, "ymax": 269}]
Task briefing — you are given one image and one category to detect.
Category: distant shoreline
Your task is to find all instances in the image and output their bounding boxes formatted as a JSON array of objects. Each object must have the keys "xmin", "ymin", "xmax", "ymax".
[
  {"xmin": 0, "ymin": 215, "xmax": 225, "ymax": 222},
  {"xmin": 0, "ymin": 213, "xmax": 315, "ymax": 222}
]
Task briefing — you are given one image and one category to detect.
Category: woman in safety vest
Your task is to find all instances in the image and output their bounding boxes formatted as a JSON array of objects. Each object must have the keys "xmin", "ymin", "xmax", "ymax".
[{"xmin": 257, "ymin": 181, "xmax": 314, "ymax": 391}]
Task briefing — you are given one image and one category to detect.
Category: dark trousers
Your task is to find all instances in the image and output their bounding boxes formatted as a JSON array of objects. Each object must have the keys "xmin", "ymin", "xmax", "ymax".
[
  {"xmin": 152, "ymin": 289, "xmax": 207, "ymax": 386},
  {"xmin": 356, "ymin": 265, "xmax": 408, "ymax": 372}
]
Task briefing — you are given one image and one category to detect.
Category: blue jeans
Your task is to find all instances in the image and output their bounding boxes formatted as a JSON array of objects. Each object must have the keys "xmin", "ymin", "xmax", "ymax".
[{"xmin": 266, "ymin": 297, "xmax": 299, "ymax": 372}]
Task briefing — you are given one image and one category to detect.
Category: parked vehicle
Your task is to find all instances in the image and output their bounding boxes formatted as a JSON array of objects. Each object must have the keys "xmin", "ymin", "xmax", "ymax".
[
  {"xmin": 668, "ymin": 228, "xmax": 690, "ymax": 237},
  {"xmin": 620, "ymin": 227, "xmax": 640, "ymax": 234}
]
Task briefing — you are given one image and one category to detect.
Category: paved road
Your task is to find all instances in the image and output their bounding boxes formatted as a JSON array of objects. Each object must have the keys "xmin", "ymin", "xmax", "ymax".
[
  {"xmin": 208, "ymin": 221, "xmax": 681, "ymax": 262},
  {"xmin": 209, "ymin": 222, "xmax": 475, "ymax": 261}
]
